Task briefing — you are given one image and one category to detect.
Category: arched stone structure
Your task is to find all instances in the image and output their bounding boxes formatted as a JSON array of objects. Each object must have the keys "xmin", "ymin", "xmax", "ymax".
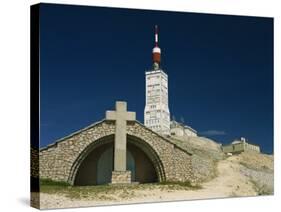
[
  {"xmin": 40, "ymin": 120, "xmax": 195, "ymax": 185},
  {"xmin": 72, "ymin": 135, "xmax": 160, "ymax": 185}
]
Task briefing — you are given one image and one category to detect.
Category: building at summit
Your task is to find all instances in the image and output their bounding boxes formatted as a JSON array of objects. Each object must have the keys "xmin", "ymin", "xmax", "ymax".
[{"xmin": 144, "ymin": 25, "xmax": 171, "ymax": 135}]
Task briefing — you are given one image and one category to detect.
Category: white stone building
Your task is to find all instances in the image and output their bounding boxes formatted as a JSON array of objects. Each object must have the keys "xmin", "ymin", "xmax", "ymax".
[
  {"xmin": 144, "ymin": 68, "xmax": 170, "ymax": 135},
  {"xmin": 170, "ymin": 120, "xmax": 197, "ymax": 137},
  {"xmin": 222, "ymin": 137, "xmax": 261, "ymax": 154},
  {"xmin": 144, "ymin": 25, "xmax": 170, "ymax": 135}
]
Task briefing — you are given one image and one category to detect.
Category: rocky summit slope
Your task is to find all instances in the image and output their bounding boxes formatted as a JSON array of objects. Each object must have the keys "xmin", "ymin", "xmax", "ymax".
[
  {"xmin": 168, "ymin": 135, "xmax": 224, "ymax": 160},
  {"xmin": 236, "ymin": 152, "xmax": 274, "ymax": 195},
  {"xmin": 168, "ymin": 135, "xmax": 274, "ymax": 194},
  {"xmin": 167, "ymin": 135, "xmax": 225, "ymax": 182}
]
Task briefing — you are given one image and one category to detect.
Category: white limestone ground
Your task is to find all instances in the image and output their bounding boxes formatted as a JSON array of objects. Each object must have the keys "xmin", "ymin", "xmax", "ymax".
[{"xmin": 39, "ymin": 152, "xmax": 273, "ymax": 209}]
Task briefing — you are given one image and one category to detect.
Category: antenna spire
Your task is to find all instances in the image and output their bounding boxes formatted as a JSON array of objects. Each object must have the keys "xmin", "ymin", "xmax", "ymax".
[
  {"xmin": 152, "ymin": 25, "xmax": 161, "ymax": 67},
  {"xmin": 155, "ymin": 25, "xmax": 158, "ymax": 47}
]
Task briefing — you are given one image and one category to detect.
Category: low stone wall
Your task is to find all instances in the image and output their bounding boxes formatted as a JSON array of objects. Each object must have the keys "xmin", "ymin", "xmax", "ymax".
[
  {"xmin": 40, "ymin": 121, "xmax": 116, "ymax": 182},
  {"xmin": 172, "ymin": 147, "xmax": 194, "ymax": 182},
  {"xmin": 31, "ymin": 147, "xmax": 39, "ymax": 178},
  {"xmin": 127, "ymin": 121, "xmax": 195, "ymax": 183}
]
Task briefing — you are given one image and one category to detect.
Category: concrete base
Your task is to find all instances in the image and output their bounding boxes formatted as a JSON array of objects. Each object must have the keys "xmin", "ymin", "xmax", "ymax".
[{"xmin": 111, "ymin": 171, "xmax": 131, "ymax": 184}]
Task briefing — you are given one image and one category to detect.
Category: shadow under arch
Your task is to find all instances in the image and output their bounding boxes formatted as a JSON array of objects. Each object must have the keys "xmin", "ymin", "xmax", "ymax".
[
  {"xmin": 68, "ymin": 134, "xmax": 115, "ymax": 185},
  {"xmin": 127, "ymin": 134, "xmax": 166, "ymax": 182},
  {"xmin": 68, "ymin": 134, "xmax": 166, "ymax": 185}
]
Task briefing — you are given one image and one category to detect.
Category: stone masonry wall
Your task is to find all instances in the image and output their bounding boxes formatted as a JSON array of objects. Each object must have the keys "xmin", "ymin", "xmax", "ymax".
[
  {"xmin": 31, "ymin": 147, "xmax": 39, "ymax": 178},
  {"xmin": 40, "ymin": 121, "xmax": 115, "ymax": 182},
  {"xmin": 111, "ymin": 171, "xmax": 131, "ymax": 184},
  {"xmin": 40, "ymin": 120, "xmax": 195, "ymax": 184},
  {"xmin": 127, "ymin": 121, "xmax": 194, "ymax": 183}
]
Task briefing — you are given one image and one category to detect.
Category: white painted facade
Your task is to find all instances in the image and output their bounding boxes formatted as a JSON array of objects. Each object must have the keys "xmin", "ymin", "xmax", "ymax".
[
  {"xmin": 144, "ymin": 68, "xmax": 170, "ymax": 135},
  {"xmin": 170, "ymin": 120, "xmax": 197, "ymax": 137},
  {"xmin": 232, "ymin": 137, "xmax": 261, "ymax": 153}
]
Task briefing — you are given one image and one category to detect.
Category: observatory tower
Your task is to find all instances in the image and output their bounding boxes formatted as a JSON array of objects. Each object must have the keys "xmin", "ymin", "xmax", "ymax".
[{"xmin": 144, "ymin": 25, "xmax": 170, "ymax": 135}]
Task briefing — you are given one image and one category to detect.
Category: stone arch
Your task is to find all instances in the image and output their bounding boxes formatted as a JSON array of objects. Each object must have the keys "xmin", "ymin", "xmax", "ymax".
[
  {"xmin": 68, "ymin": 133, "xmax": 166, "ymax": 185},
  {"xmin": 127, "ymin": 135, "xmax": 166, "ymax": 182},
  {"xmin": 68, "ymin": 134, "xmax": 114, "ymax": 185},
  {"xmin": 73, "ymin": 140, "xmax": 137, "ymax": 186},
  {"xmin": 74, "ymin": 140, "xmax": 114, "ymax": 185}
]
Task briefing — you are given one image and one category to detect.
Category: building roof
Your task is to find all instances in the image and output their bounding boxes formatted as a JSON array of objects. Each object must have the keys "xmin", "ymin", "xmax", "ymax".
[
  {"xmin": 170, "ymin": 120, "xmax": 197, "ymax": 133},
  {"xmin": 232, "ymin": 140, "xmax": 242, "ymax": 144}
]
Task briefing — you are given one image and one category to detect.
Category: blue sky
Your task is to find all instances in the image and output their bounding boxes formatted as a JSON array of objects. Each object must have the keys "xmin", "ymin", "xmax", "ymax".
[{"xmin": 39, "ymin": 3, "xmax": 273, "ymax": 153}]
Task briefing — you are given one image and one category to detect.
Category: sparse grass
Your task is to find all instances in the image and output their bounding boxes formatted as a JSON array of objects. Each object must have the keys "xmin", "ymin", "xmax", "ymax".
[
  {"xmin": 40, "ymin": 178, "xmax": 72, "ymax": 194},
  {"xmin": 157, "ymin": 181, "xmax": 202, "ymax": 190},
  {"xmin": 40, "ymin": 179, "xmax": 202, "ymax": 200},
  {"xmin": 40, "ymin": 178, "xmax": 71, "ymax": 186},
  {"xmin": 41, "ymin": 183, "xmax": 122, "ymax": 200}
]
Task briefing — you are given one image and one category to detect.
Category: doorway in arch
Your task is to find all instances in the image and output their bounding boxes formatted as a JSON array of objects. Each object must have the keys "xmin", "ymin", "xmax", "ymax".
[{"xmin": 74, "ymin": 138, "xmax": 158, "ymax": 186}]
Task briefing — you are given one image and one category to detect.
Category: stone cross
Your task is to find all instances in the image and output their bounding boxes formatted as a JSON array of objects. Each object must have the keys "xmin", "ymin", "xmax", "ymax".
[{"xmin": 106, "ymin": 101, "xmax": 136, "ymax": 172}]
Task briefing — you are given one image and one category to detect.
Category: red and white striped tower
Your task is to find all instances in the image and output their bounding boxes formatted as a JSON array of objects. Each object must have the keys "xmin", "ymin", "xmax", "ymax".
[
  {"xmin": 152, "ymin": 25, "xmax": 161, "ymax": 67},
  {"xmin": 145, "ymin": 25, "xmax": 170, "ymax": 135}
]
